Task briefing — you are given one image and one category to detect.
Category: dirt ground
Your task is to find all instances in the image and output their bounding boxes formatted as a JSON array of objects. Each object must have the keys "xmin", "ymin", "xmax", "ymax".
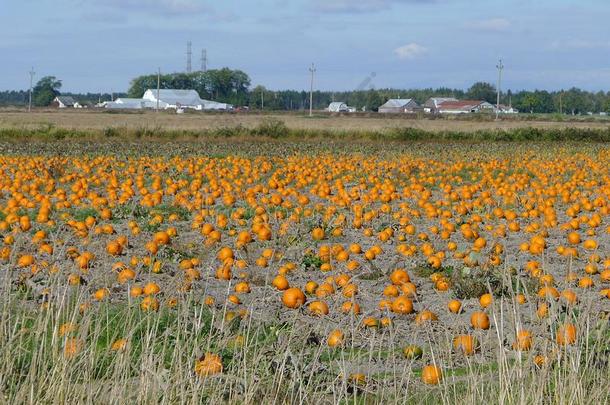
[
  {"xmin": 0, "ymin": 139, "xmax": 608, "ymax": 387},
  {"xmin": 1, "ymin": 109, "xmax": 610, "ymax": 133}
]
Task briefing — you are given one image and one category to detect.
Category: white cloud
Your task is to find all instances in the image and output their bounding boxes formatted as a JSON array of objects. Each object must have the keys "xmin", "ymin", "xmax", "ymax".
[
  {"xmin": 551, "ymin": 39, "xmax": 610, "ymax": 50},
  {"xmin": 97, "ymin": 0, "xmax": 207, "ymax": 15},
  {"xmin": 311, "ymin": 0, "xmax": 438, "ymax": 14},
  {"xmin": 465, "ymin": 18, "xmax": 511, "ymax": 32},
  {"xmin": 394, "ymin": 43, "xmax": 428, "ymax": 60}
]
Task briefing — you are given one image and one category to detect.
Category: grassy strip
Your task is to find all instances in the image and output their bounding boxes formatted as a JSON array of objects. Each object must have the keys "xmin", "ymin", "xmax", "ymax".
[{"xmin": 0, "ymin": 120, "xmax": 610, "ymax": 142}]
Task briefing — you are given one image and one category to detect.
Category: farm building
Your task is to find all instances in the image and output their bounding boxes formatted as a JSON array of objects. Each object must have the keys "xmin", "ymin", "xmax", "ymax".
[
  {"xmin": 102, "ymin": 89, "xmax": 232, "ymax": 111},
  {"xmin": 201, "ymin": 100, "xmax": 234, "ymax": 111},
  {"xmin": 423, "ymin": 97, "xmax": 458, "ymax": 113},
  {"xmin": 436, "ymin": 100, "xmax": 494, "ymax": 114},
  {"xmin": 497, "ymin": 104, "xmax": 519, "ymax": 114},
  {"xmin": 141, "ymin": 89, "xmax": 233, "ymax": 111},
  {"xmin": 327, "ymin": 102, "xmax": 356, "ymax": 113},
  {"xmin": 328, "ymin": 102, "xmax": 348, "ymax": 112},
  {"xmin": 52, "ymin": 96, "xmax": 80, "ymax": 108},
  {"xmin": 378, "ymin": 99, "xmax": 420, "ymax": 113},
  {"xmin": 104, "ymin": 98, "xmax": 157, "ymax": 110},
  {"xmin": 142, "ymin": 89, "xmax": 203, "ymax": 110}
]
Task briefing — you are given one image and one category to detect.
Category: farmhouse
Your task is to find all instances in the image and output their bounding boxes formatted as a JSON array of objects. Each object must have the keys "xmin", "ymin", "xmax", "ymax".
[
  {"xmin": 423, "ymin": 97, "xmax": 458, "ymax": 113},
  {"xmin": 436, "ymin": 100, "xmax": 494, "ymax": 114},
  {"xmin": 378, "ymin": 99, "xmax": 420, "ymax": 113},
  {"xmin": 52, "ymin": 96, "xmax": 79, "ymax": 108}
]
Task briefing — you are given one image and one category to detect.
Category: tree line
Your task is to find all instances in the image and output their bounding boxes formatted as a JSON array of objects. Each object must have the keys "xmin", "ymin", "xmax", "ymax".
[
  {"xmin": 0, "ymin": 77, "xmax": 125, "ymax": 107},
  {"xmin": 249, "ymin": 83, "xmax": 610, "ymax": 114},
  {"xmin": 2, "ymin": 69, "xmax": 610, "ymax": 114}
]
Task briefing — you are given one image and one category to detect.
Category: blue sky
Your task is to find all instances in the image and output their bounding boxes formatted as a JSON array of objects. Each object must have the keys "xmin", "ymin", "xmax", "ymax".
[{"xmin": 1, "ymin": 0, "xmax": 609, "ymax": 92}]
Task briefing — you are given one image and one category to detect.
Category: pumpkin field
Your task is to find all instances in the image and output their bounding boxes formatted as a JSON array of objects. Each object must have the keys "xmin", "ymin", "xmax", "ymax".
[{"xmin": 0, "ymin": 138, "xmax": 608, "ymax": 404}]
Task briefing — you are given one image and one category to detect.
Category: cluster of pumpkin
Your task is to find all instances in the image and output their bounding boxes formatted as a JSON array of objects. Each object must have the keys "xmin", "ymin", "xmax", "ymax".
[{"xmin": 0, "ymin": 150, "xmax": 607, "ymax": 382}]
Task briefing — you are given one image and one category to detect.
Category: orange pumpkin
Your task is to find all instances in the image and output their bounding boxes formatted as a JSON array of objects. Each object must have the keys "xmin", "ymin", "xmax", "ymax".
[
  {"xmin": 282, "ymin": 287, "xmax": 306, "ymax": 309},
  {"xmin": 453, "ymin": 334, "xmax": 477, "ymax": 355},
  {"xmin": 391, "ymin": 296, "xmax": 414, "ymax": 314},
  {"xmin": 194, "ymin": 353, "xmax": 223, "ymax": 377},
  {"xmin": 470, "ymin": 311, "xmax": 490, "ymax": 330},
  {"xmin": 556, "ymin": 323, "xmax": 577, "ymax": 346},
  {"xmin": 421, "ymin": 365, "xmax": 442, "ymax": 385}
]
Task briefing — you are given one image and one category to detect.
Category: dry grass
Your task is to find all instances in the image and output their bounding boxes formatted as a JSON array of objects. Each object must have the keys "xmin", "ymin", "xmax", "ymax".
[
  {"xmin": 2, "ymin": 277, "xmax": 608, "ymax": 404},
  {"xmin": 0, "ymin": 139, "xmax": 608, "ymax": 404},
  {"xmin": 1, "ymin": 109, "xmax": 610, "ymax": 134}
]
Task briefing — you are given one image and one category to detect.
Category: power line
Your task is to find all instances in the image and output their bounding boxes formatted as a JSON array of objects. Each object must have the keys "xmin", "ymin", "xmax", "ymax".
[
  {"xmin": 309, "ymin": 63, "xmax": 316, "ymax": 117},
  {"xmin": 28, "ymin": 67, "xmax": 35, "ymax": 112}
]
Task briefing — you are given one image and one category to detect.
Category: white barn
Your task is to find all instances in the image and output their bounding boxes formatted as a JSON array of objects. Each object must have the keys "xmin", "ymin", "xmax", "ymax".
[
  {"xmin": 142, "ymin": 89, "xmax": 203, "ymax": 110},
  {"xmin": 105, "ymin": 98, "xmax": 157, "ymax": 110},
  {"xmin": 141, "ymin": 89, "xmax": 232, "ymax": 111},
  {"xmin": 328, "ymin": 102, "xmax": 349, "ymax": 112},
  {"xmin": 102, "ymin": 89, "xmax": 233, "ymax": 111}
]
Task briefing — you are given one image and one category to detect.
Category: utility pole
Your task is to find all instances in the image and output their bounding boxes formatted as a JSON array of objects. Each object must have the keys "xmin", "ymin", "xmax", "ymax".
[
  {"xmin": 28, "ymin": 67, "xmax": 35, "ymax": 112},
  {"xmin": 495, "ymin": 58, "xmax": 504, "ymax": 120},
  {"xmin": 559, "ymin": 92, "xmax": 563, "ymax": 114},
  {"xmin": 156, "ymin": 68, "xmax": 161, "ymax": 112},
  {"xmin": 260, "ymin": 88, "xmax": 264, "ymax": 110},
  {"xmin": 309, "ymin": 63, "xmax": 316, "ymax": 117},
  {"xmin": 186, "ymin": 41, "xmax": 192, "ymax": 73}
]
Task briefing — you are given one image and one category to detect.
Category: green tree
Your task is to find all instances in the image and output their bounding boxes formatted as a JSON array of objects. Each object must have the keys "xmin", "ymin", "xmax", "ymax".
[
  {"xmin": 251, "ymin": 85, "xmax": 267, "ymax": 110},
  {"xmin": 127, "ymin": 68, "xmax": 251, "ymax": 106},
  {"xmin": 515, "ymin": 91, "xmax": 553, "ymax": 113},
  {"xmin": 466, "ymin": 82, "xmax": 496, "ymax": 103},
  {"xmin": 561, "ymin": 88, "xmax": 592, "ymax": 115},
  {"xmin": 33, "ymin": 76, "xmax": 62, "ymax": 106},
  {"xmin": 364, "ymin": 90, "xmax": 383, "ymax": 112}
]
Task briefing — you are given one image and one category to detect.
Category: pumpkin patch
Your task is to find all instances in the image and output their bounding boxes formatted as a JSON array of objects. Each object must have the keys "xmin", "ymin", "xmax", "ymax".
[{"xmin": 0, "ymin": 140, "xmax": 607, "ymax": 403}]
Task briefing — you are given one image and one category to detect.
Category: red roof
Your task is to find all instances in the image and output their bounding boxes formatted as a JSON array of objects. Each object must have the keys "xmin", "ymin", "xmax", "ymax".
[{"xmin": 437, "ymin": 100, "xmax": 486, "ymax": 109}]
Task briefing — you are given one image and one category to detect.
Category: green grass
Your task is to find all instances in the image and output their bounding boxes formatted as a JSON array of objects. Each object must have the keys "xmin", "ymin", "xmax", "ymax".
[{"xmin": 2, "ymin": 123, "xmax": 610, "ymax": 142}]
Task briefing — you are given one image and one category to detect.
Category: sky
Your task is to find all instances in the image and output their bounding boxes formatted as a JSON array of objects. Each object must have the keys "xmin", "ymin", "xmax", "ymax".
[{"xmin": 1, "ymin": 0, "xmax": 610, "ymax": 93}]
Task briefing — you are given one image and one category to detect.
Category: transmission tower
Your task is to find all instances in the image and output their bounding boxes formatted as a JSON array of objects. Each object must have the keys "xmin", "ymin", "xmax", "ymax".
[
  {"xmin": 201, "ymin": 49, "xmax": 207, "ymax": 72},
  {"xmin": 186, "ymin": 41, "xmax": 192, "ymax": 73}
]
